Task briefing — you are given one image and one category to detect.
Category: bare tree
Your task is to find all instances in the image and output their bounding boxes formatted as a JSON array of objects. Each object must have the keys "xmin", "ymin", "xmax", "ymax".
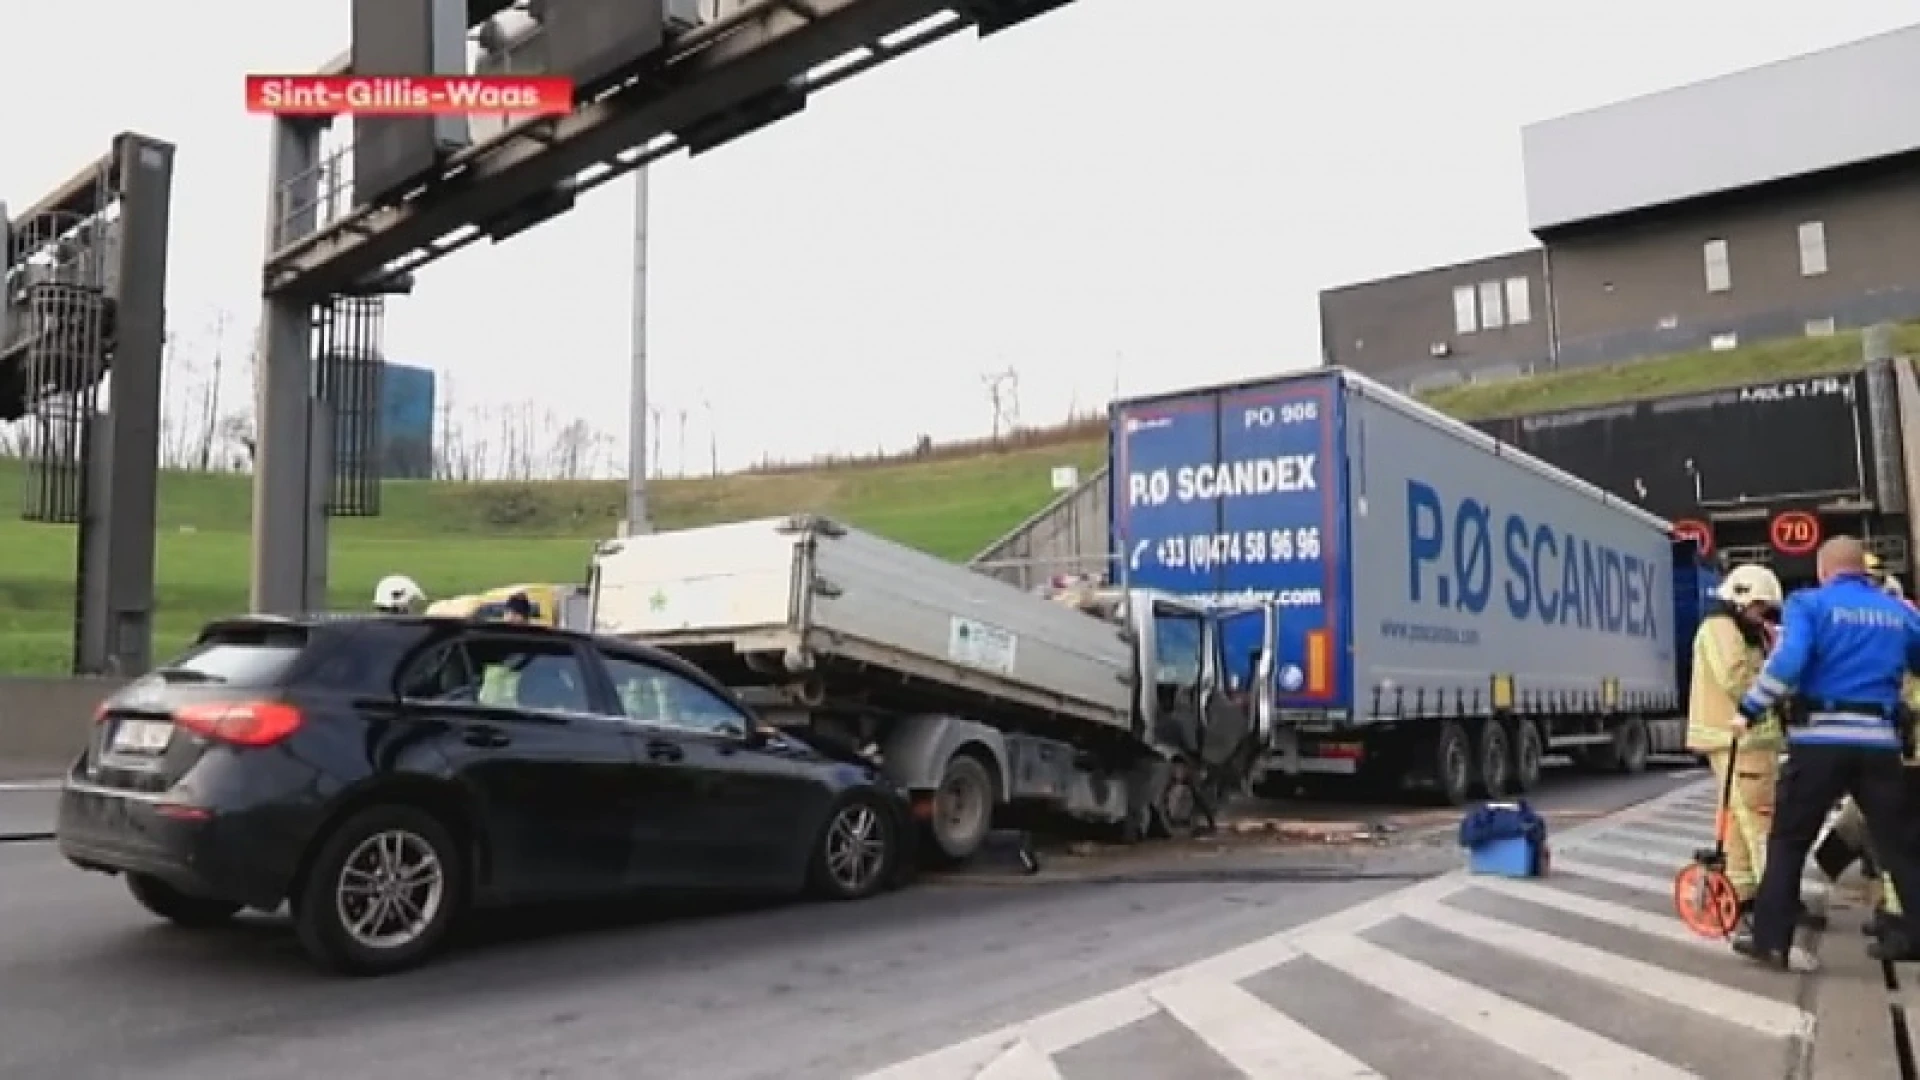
[
  {"xmin": 195, "ymin": 310, "xmax": 231, "ymax": 471},
  {"xmin": 158, "ymin": 331, "xmax": 204, "ymax": 468},
  {"xmin": 548, "ymin": 417, "xmax": 596, "ymax": 479}
]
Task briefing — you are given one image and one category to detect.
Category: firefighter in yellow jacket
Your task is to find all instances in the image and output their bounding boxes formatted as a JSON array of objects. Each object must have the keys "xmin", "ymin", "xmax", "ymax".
[{"xmin": 1685, "ymin": 564, "xmax": 1786, "ymax": 915}]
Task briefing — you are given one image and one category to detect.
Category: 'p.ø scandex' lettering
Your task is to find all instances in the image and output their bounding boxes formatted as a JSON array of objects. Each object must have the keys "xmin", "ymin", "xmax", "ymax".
[{"xmin": 1126, "ymin": 455, "xmax": 1317, "ymax": 506}]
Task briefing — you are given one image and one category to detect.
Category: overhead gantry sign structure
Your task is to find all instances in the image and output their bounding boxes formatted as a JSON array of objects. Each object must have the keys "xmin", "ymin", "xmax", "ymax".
[
  {"xmin": 3, "ymin": 135, "xmax": 175, "ymax": 675},
  {"xmin": 250, "ymin": 0, "xmax": 1076, "ymax": 615}
]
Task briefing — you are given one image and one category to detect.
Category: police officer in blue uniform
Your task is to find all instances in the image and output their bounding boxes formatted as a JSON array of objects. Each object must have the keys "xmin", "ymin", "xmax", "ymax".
[{"xmin": 1732, "ymin": 536, "xmax": 1920, "ymax": 967}]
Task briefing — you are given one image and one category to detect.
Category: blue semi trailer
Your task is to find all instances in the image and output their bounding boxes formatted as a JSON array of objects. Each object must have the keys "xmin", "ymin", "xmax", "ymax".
[{"xmin": 1110, "ymin": 367, "xmax": 1717, "ymax": 804}]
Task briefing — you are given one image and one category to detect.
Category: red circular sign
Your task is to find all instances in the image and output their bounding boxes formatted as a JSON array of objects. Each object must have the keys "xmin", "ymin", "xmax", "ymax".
[
  {"xmin": 1770, "ymin": 512, "xmax": 1821, "ymax": 555},
  {"xmin": 1672, "ymin": 519, "xmax": 1713, "ymax": 556}
]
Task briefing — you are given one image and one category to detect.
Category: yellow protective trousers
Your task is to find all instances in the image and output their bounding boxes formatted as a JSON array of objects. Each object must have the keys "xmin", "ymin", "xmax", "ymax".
[{"xmin": 1706, "ymin": 749, "xmax": 1778, "ymax": 900}]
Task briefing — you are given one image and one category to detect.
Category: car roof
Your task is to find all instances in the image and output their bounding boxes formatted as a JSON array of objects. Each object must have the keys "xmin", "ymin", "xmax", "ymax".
[{"xmin": 199, "ymin": 613, "xmax": 732, "ymax": 697}]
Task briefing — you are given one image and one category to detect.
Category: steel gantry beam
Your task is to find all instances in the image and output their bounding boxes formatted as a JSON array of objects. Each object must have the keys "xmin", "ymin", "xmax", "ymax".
[
  {"xmin": 262, "ymin": 0, "xmax": 1074, "ymax": 299},
  {"xmin": 250, "ymin": 0, "xmax": 1075, "ymax": 615}
]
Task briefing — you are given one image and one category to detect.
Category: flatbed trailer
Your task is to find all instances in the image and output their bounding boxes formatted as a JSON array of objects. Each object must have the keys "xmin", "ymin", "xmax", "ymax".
[{"xmin": 590, "ymin": 515, "xmax": 1278, "ymax": 860}]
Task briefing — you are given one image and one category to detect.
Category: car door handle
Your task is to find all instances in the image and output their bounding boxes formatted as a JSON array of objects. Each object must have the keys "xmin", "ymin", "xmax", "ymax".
[
  {"xmin": 463, "ymin": 725, "xmax": 511, "ymax": 749},
  {"xmin": 645, "ymin": 739, "xmax": 684, "ymax": 763}
]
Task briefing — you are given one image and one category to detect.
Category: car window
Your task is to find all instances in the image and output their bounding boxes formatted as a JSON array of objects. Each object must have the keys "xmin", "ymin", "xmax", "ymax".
[
  {"xmin": 399, "ymin": 636, "xmax": 594, "ymax": 715},
  {"xmin": 601, "ymin": 654, "xmax": 750, "ymax": 738},
  {"xmin": 397, "ymin": 640, "xmax": 480, "ymax": 702},
  {"xmin": 155, "ymin": 626, "xmax": 311, "ymax": 688},
  {"xmin": 1153, "ymin": 616, "xmax": 1205, "ymax": 689}
]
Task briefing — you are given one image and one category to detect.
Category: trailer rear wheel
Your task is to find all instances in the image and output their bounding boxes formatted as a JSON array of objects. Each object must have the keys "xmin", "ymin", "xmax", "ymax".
[
  {"xmin": 1434, "ymin": 722, "xmax": 1473, "ymax": 806},
  {"xmin": 1510, "ymin": 719, "xmax": 1544, "ymax": 793},
  {"xmin": 924, "ymin": 754, "xmax": 995, "ymax": 864},
  {"xmin": 1613, "ymin": 716, "xmax": 1651, "ymax": 774},
  {"xmin": 1475, "ymin": 721, "xmax": 1513, "ymax": 799}
]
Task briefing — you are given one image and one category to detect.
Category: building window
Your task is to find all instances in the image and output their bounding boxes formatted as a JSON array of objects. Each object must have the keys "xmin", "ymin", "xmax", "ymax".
[
  {"xmin": 1798, "ymin": 221, "xmax": 1828, "ymax": 276},
  {"xmin": 1452, "ymin": 285, "xmax": 1477, "ymax": 333},
  {"xmin": 1504, "ymin": 277, "xmax": 1531, "ymax": 324},
  {"xmin": 1478, "ymin": 281, "xmax": 1505, "ymax": 328},
  {"xmin": 1703, "ymin": 239, "xmax": 1731, "ymax": 292},
  {"xmin": 1805, "ymin": 317, "xmax": 1836, "ymax": 337}
]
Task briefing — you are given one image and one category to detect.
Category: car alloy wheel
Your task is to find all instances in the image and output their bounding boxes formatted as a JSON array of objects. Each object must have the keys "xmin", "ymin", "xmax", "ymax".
[
  {"xmin": 333, "ymin": 828, "xmax": 447, "ymax": 951},
  {"xmin": 823, "ymin": 802, "xmax": 889, "ymax": 896}
]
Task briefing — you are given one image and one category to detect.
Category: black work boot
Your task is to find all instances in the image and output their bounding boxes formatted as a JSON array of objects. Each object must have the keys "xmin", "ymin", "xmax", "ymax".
[
  {"xmin": 1870, "ymin": 918, "xmax": 1920, "ymax": 962},
  {"xmin": 1731, "ymin": 931, "xmax": 1793, "ymax": 971}
]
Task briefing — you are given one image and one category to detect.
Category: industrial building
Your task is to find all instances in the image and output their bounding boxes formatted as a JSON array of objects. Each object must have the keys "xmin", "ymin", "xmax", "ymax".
[{"xmin": 1320, "ymin": 23, "xmax": 1920, "ymax": 391}]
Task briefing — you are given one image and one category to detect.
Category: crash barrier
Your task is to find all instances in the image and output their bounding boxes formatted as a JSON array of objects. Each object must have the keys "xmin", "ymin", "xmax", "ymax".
[{"xmin": 0, "ymin": 677, "xmax": 126, "ymax": 774}]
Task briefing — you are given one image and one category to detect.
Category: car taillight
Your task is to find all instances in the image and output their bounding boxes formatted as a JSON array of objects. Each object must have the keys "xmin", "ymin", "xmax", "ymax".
[
  {"xmin": 173, "ymin": 701, "xmax": 303, "ymax": 747},
  {"xmin": 94, "ymin": 702, "xmax": 110, "ymax": 724}
]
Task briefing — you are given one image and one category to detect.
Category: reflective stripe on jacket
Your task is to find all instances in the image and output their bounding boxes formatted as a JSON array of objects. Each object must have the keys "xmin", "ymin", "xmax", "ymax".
[{"xmin": 1687, "ymin": 613, "xmax": 1782, "ymax": 752}]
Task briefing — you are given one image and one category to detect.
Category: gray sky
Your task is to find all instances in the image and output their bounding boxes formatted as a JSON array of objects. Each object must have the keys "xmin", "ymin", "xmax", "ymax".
[{"xmin": 8, "ymin": 1, "xmax": 1914, "ymax": 472}]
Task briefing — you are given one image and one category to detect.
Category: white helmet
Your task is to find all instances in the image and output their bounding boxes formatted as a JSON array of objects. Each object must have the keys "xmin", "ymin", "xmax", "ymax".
[
  {"xmin": 1718, "ymin": 564, "xmax": 1783, "ymax": 609},
  {"xmin": 373, "ymin": 574, "xmax": 426, "ymax": 613}
]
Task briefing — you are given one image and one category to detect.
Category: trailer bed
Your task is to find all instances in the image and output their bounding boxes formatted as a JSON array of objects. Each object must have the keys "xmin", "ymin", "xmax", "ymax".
[{"xmin": 591, "ymin": 516, "xmax": 1137, "ymax": 732}]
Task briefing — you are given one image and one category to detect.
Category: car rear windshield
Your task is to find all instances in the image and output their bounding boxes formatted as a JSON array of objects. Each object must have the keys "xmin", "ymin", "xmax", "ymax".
[{"xmin": 160, "ymin": 626, "xmax": 311, "ymax": 688}]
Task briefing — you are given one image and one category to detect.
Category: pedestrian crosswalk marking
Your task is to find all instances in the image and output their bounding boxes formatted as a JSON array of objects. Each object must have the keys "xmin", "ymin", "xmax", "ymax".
[
  {"xmin": 1399, "ymin": 897, "xmax": 1810, "ymax": 1037},
  {"xmin": 1547, "ymin": 856, "xmax": 1678, "ymax": 895},
  {"xmin": 1576, "ymin": 836, "xmax": 1698, "ymax": 870},
  {"xmin": 1147, "ymin": 979, "xmax": 1382, "ymax": 1078},
  {"xmin": 855, "ymin": 780, "xmax": 1818, "ymax": 1080},
  {"xmin": 1296, "ymin": 931, "xmax": 1698, "ymax": 1079},
  {"xmin": 1466, "ymin": 873, "xmax": 1725, "ymax": 950},
  {"xmin": 1590, "ymin": 828, "xmax": 1702, "ymax": 858},
  {"xmin": 974, "ymin": 1039, "xmax": 1063, "ymax": 1080}
]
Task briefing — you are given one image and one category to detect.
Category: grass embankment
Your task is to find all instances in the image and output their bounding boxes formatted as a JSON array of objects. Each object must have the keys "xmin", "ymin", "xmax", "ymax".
[
  {"xmin": 0, "ymin": 426, "xmax": 1106, "ymax": 673},
  {"xmin": 3, "ymin": 322, "xmax": 1912, "ymax": 673}
]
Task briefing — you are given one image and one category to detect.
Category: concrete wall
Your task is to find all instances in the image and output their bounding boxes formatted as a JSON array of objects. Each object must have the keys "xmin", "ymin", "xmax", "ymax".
[
  {"xmin": 1547, "ymin": 162, "xmax": 1920, "ymax": 368},
  {"xmin": 0, "ymin": 677, "xmax": 126, "ymax": 772},
  {"xmin": 1318, "ymin": 248, "xmax": 1550, "ymax": 391}
]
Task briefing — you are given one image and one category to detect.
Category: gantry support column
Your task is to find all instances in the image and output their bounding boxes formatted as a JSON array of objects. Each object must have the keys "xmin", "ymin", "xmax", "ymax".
[{"xmin": 250, "ymin": 118, "xmax": 327, "ymax": 615}]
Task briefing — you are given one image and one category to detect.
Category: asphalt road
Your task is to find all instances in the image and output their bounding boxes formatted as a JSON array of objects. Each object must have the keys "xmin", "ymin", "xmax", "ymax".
[{"xmin": 0, "ymin": 764, "xmax": 1705, "ymax": 1080}]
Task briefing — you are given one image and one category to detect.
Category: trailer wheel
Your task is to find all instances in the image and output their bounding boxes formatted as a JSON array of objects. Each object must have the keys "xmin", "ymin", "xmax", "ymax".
[
  {"xmin": 1510, "ymin": 719, "xmax": 1544, "ymax": 793},
  {"xmin": 1475, "ymin": 721, "xmax": 1513, "ymax": 799},
  {"xmin": 1434, "ymin": 722, "xmax": 1473, "ymax": 806},
  {"xmin": 1613, "ymin": 716, "xmax": 1651, "ymax": 774},
  {"xmin": 923, "ymin": 753, "xmax": 995, "ymax": 864}
]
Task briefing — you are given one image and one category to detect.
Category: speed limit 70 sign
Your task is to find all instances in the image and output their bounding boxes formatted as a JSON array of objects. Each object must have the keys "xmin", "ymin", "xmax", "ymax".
[{"xmin": 1770, "ymin": 512, "xmax": 1820, "ymax": 555}]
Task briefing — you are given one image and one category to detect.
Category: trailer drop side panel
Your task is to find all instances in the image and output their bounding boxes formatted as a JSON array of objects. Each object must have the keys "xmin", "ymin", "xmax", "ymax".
[
  {"xmin": 1344, "ymin": 387, "xmax": 1678, "ymax": 715},
  {"xmin": 1110, "ymin": 373, "xmax": 1351, "ymax": 712}
]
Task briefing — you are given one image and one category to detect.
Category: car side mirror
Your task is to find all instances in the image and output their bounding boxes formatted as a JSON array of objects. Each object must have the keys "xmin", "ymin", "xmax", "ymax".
[{"xmin": 742, "ymin": 724, "xmax": 774, "ymax": 748}]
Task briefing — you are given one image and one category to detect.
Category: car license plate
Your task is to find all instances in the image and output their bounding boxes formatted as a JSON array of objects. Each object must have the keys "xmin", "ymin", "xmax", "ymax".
[{"xmin": 110, "ymin": 718, "xmax": 174, "ymax": 754}]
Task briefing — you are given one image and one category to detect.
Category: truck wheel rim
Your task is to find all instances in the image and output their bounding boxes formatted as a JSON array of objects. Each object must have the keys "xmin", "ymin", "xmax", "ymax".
[
  {"xmin": 826, "ymin": 805, "xmax": 887, "ymax": 891},
  {"xmin": 1520, "ymin": 732, "xmax": 1541, "ymax": 781},
  {"xmin": 938, "ymin": 772, "xmax": 987, "ymax": 842},
  {"xmin": 335, "ymin": 829, "xmax": 445, "ymax": 950},
  {"xmin": 1445, "ymin": 740, "xmax": 1469, "ymax": 793}
]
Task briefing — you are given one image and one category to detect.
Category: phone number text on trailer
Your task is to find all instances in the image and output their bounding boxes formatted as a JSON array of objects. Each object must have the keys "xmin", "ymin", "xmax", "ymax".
[{"xmin": 1149, "ymin": 528, "xmax": 1324, "ymax": 570}]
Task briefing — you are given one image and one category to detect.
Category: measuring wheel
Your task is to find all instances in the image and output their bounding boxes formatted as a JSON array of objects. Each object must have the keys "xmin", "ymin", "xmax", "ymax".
[
  {"xmin": 1673, "ymin": 735, "xmax": 1746, "ymax": 938},
  {"xmin": 1673, "ymin": 860, "xmax": 1743, "ymax": 938}
]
